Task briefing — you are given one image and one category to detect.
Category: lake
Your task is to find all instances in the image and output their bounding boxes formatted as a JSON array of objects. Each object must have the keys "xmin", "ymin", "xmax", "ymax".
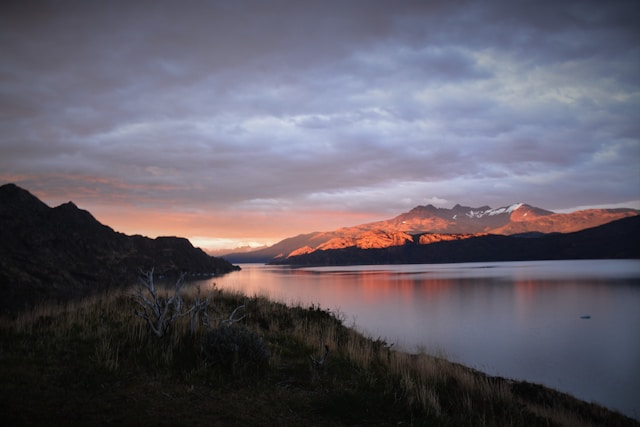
[{"xmin": 205, "ymin": 259, "xmax": 640, "ymax": 419}]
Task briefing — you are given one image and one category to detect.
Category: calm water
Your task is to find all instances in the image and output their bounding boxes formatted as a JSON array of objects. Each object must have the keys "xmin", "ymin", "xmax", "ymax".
[{"xmin": 206, "ymin": 259, "xmax": 640, "ymax": 419}]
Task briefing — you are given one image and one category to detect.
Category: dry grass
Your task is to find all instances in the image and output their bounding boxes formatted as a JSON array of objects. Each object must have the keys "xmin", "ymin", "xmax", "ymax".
[{"xmin": 1, "ymin": 284, "xmax": 637, "ymax": 426}]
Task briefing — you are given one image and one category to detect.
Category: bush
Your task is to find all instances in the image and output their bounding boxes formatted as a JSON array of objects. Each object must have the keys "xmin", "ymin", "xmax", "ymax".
[{"xmin": 201, "ymin": 324, "xmax": 270, "ymax": 376}]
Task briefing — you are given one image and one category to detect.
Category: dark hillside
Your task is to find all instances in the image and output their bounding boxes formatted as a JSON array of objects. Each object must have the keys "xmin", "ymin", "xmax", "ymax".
[
  {"xmin": 0, "ymin": 183, "xmax": 239, "ymax": 313},
  {"xmin": 1, "ymin": 290, "xmax": 637, "ymax": 426}
]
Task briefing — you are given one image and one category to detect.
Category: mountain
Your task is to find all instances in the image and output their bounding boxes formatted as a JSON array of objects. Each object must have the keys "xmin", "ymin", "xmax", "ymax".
[
  {"xmin": 272, "ymin": 215, "xmax": 640, "ymax": 266},
  {"xmin": 225, "ymin": 203, "xmax": 639, "ymax": 263},
  {"xmin": 0, "ymin": 183, "xmax": 239, "ymax": 313},
  {"xmin": 207, "ymin": 245, "xmax": 269, "ymax": 257}
]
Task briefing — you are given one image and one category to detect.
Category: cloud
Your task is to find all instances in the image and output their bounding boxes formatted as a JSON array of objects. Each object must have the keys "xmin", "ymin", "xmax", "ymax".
[{"xmin": 1, "ymin": 0, "xmax": 638, "ymax": 247}]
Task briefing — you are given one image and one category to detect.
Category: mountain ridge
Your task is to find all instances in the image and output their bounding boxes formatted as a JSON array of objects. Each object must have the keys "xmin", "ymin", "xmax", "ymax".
[
  {"xmin": 0, "ymin": 183, "xmax": 239, "ymax": 313},
  {"xmin": 225, "ymin": 202, "xmax": 639, "ymax": 263},
  {"xmin": 271, "ymin": 215, "xmax": 640, "ymax": 266}
]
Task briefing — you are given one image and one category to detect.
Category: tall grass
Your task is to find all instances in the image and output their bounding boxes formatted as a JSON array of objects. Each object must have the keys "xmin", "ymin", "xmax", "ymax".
[{"xmin": 1, "ymin": 284, "xmax": 635, "ymax": 426}]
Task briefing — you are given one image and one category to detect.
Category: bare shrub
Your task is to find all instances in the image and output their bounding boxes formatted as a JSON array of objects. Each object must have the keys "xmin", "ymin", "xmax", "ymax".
[{"xmin": 132, "ymin": 269, "xmax": 208, "ymax": 338}]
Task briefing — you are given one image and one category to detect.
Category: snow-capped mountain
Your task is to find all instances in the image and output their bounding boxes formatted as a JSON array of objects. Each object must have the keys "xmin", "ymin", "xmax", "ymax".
[
  {"xmin": 461, "ymin": 203, "xmax": 524, "ymax": 218},
  {"xmin": 224, "ymin": 203, "xmax": 639, "ymax": 263},
  {"xmin": 361, "ymin": 203, "xmax": 554, "ymax": 235}
]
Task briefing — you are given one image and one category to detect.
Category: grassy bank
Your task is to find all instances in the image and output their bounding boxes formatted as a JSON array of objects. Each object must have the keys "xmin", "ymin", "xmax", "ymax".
[{"xmin": 0, "ymin": 284, "xmax": 636, "ymax": 426}]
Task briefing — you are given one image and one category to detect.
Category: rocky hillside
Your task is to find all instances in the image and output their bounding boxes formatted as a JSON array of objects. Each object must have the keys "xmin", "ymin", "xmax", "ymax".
[
  {"xmin": 225, "ymin": 203, "xmax": 638, "ymax": 263},
  {"xmin": 0, "ymin": 183, "xmax": 239, "ymax": 313},
  {"xmin": 272, "ymin": 215, "xmax": 640, "ymax": 266}
]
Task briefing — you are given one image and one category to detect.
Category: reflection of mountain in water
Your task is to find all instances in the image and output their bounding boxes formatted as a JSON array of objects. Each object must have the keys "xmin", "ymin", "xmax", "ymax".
[{"xmin": 211, "ymin": 260, "xmax": 640, "ymax": 420}]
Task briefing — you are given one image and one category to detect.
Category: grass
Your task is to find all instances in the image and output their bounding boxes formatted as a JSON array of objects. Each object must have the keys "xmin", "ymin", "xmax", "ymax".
[{"xmin": 0, "ymin": 283, "xmax": 637, "ymax": 426}]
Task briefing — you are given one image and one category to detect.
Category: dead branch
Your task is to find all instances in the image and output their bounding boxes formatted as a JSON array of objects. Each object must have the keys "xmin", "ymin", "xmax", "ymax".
[
  {"xmin": 133, "ymin": 268, "xmax": 196, "ymax": 338},
  {"xmin": 220, "ymin": 303, "xmax": 246, "ymax": 326},
  {"xmin": 189, "ymin": 285, "xmax": 212, "ymax": 334}
]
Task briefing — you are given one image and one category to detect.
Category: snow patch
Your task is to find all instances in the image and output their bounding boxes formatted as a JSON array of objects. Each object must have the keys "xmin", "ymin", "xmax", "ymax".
[
  {"xmin": 506, "ymin": 203, "xmax": 523, "ymax": 213},
  {"xmin": 465, "ymin": 210, "xmax": 484, "ymax": 218},
  {"xmin": 465, "ymin": 203, "xmax": 523, "ymax": 218}
]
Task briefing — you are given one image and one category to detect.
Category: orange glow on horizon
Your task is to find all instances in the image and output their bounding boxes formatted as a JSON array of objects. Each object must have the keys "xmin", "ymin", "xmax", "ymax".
[{"xmin": 20, "ymin": 182, "xmax": 387, "ymax": 251}]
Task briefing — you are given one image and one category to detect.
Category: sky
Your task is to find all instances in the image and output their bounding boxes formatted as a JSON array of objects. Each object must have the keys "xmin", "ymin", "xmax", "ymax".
[{"xmin": 1, "ymin": 1, "xmax": 639, "ymax": 251}]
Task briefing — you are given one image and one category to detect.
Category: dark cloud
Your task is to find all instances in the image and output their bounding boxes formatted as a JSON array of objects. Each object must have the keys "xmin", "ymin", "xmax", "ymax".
[{"xmin": 1, "ymin": 0, "xmax": 638, "ymax": 247}]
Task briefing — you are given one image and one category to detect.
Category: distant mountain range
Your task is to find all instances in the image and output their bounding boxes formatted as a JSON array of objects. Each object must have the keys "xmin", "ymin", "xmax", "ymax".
[
  {"xmin": 224, "ymin": 203, "xmax": 639, "ymax": 263},
  {"xmin": 272, "ymin": 216, "xmax": 640, "ymax": 266},
  {"xmin": 0, "ymin": 183, "xmax": 239, "ymax": 313}
]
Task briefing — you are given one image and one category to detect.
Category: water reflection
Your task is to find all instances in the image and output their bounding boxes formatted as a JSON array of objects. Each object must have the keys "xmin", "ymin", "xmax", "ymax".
[{"xmin": 207, "ymin": 259, "xmax": 640, "ymax": 419}]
